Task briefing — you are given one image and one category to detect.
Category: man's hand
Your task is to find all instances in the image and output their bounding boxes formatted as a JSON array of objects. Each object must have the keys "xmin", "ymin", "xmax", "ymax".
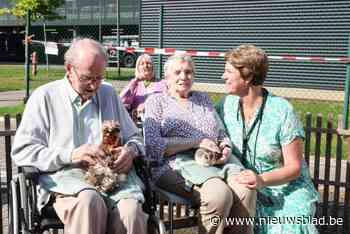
[
  {"xmin": 71, "ymin": 144, "xmax": 106, "ymax": 167},
  {"xmin": 111, "ymin": 145, "xmax": 137, "ymax": 174},
  {"xmin": 235, "ymin": 169, "xmax": 265, "ymax": 189}
]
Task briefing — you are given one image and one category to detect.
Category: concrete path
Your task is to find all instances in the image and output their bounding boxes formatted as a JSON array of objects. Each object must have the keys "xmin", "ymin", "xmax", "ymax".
[{"xmin": 0, "ymin": 90, "xmax": 25, "ymax": 107}]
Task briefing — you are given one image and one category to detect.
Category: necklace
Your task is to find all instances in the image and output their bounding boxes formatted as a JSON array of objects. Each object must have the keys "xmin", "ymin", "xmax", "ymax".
[{"xmin": 239, "ymin": 88, "xmax": 268, "ymax": 171}]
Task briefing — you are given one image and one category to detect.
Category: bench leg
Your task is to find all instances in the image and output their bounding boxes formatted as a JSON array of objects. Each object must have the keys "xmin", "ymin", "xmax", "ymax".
[{"xmin": 169, "ymin": 201, "xmax": 174, "ymax": 234}]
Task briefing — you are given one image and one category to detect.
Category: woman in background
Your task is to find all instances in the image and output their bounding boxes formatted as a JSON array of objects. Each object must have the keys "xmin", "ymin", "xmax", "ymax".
[{"xmin": 120, "ymin": 54, "xmax": 166, "ymax": 122}]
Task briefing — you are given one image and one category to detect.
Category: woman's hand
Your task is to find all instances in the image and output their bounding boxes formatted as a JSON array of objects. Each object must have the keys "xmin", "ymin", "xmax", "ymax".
[
  {"xmin": 215, "ymin": 146, "xmax": 232, "ymax": 165},
  {"xmin": 136, "ymin": 104, "xmax": 145, "ymax": 118},
  {"xmin": 235, "ymin": 169, "xmax": 265, "ymax": 189},
  {"xmin": 198, "ymin": 138, "xmax": 221, "ymax": 154}
]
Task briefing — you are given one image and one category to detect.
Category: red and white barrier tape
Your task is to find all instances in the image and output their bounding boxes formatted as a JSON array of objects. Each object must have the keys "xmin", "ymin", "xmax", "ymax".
[
  {"xmin": 109, "ymin": 46, "xmax": 350, "ymax": 63},
  {"xmin": 32, "ymin": 40, "xmax": 350, "ymax": 63}
]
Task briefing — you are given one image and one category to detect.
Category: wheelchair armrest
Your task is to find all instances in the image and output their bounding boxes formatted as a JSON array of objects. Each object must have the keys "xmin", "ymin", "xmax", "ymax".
[
  {"xmin": 134, "ymin": 158, "xmax": 152, "ymax": 179},
  {"xmin": 20, "ymin": 166, "xmax": 41, "ymax": 180},
  {"xmin": 133, "ymin": 157, "xmax": 157, "ymax": 215}
]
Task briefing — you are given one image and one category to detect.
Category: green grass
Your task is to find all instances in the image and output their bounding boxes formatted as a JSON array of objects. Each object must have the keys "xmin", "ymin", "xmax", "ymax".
[
  {"xmin": 1, "ymin": 89, "xmax": 341, "ymax": 129},
  {"xmin": 105, "ymin": 67, "xmax": 135, "ymax": 80},
  {"xmin": 0, "ymin": 65, "xmax": 134, "ymax": 92},
  {"xmin": 209, "ymin": 93, "xmax": 344, "ymax": 127},
  {"xmin": 0, "ymin": 66, "xmax": 63, "ymax": 92},
  {"xmin": 0, "ymin": 66, "xmax": 347, "ymax": 158},
  {"xmin": 0, "ymin": 104, "xmax": 25, "ymax": 117},
  {"xmin": 291, "ymin": 99, "xmax": 343, "ymax": 126}
]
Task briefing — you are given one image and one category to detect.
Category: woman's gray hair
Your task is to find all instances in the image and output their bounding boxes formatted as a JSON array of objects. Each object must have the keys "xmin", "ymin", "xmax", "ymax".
[
  {"xmin": 135, "ymin": 54, "xmax": 155, "ymax": 79},
  {"xmin": 64, "ymin": 37, "xmax": 108, "ymax": 66},
  {"xmin": 164, "ymin": 54, "xmax": 196, "ymax": 78}
]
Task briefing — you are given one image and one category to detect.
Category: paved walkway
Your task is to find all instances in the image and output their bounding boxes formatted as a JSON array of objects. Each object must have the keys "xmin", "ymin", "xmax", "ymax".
[{"xmin": 0, "ymin": 90, "xmax": 26, "ymax": 107}]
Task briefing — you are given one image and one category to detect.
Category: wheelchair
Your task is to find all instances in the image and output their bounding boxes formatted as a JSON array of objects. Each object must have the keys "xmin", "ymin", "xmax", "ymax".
[{"xmin": 9, "ymin": 161, "xmax": 166, "ymax": 234}]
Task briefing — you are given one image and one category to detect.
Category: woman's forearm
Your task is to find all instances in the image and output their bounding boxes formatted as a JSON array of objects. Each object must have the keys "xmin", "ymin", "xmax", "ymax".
[
  {"xmin": 260, "ymin": 164, "xmax": 301, "ymax": 187},
  {"xmin": 260, "ymin": 138, "xmax": 303, "ymax": 187},
  {"xmin": 164, "ymin": 137, "xmax": 201, "ymax": 157},
  {"xmin": 120, "ymin": 79, "xmax": 138, "ymax": 105}
]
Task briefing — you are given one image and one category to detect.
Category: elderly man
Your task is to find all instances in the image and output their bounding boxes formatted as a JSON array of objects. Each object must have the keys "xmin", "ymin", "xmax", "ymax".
[{"xmin": 11, "ymin": 38, "xmax": 147, "ymax": 234}]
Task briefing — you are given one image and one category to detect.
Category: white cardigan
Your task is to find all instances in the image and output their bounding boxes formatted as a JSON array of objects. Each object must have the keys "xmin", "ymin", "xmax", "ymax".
[{"xmin": 11, "ymin": 78, "xmax": 145, "ymax": 210}]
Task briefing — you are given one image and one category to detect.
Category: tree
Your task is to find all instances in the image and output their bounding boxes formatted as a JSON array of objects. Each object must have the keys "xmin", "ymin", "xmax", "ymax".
[
  {"xmin": 0, "ymin": 0, "xmax": 65, "ymax": 103},
  {"xmin": 0, "ymin": 0, "xmax": 64, "ymax": 20}
]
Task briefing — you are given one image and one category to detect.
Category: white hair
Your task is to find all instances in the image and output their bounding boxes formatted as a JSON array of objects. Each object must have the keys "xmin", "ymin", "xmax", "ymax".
[
  {"xmin": 135, "ymin": 54, "xmax": 155, "ymax": 79},
  {"xmin": 164, "ymin": 54, "xmax": 196, "ymax": 79},
  {"xmin": 64, "ymin": 38, "xmax": 108, "ymax": 66}
]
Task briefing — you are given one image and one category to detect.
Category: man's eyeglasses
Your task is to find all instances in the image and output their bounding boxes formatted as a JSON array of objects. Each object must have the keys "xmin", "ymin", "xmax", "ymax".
[{"xmin": 72, "ymin": 67, "xmax": 104, "ymax": 84}]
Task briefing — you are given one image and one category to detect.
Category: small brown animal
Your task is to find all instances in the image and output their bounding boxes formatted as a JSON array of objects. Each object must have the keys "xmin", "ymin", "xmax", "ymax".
[
  {"xmin": 194, "ymin": 148, "xmax": 222, "ymax": 167},
  {"xmin": 85, "ymin": 120, "xmax": 127, "ymax": 193},
  {"xmin": 194, "ymin": 141, "xmax": 226, "ymax": 167}
]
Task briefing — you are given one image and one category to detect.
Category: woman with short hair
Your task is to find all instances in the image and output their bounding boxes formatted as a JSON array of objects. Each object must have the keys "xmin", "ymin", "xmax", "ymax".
[{"xmin": 217, "ymin": 44, "xmax": 320, "ymax": 234}]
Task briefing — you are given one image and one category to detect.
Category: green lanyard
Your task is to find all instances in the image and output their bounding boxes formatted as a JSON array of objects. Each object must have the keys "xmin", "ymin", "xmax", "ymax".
[{"xmin": 239, "ymin": 89, "xmax": 268, "ymax": 170}]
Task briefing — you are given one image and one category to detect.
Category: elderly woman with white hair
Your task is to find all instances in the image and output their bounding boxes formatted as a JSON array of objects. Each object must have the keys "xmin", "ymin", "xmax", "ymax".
[
  {"xmin": 120, "ymin": 54, "xmax": 166, "ymax": 122},
  {"xmin": 144, "ymin": 54, "xmax": 256, "ymax": 234}
]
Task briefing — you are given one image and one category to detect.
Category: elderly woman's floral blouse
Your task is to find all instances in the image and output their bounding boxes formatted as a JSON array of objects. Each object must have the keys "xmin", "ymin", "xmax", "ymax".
[
  {"xmin": 216, "ymin": 92, "xmax": 320, "ymax": 234},
  {"xmin": 144, "ymin": 91, "xmax": 232, "ymax": 181}
]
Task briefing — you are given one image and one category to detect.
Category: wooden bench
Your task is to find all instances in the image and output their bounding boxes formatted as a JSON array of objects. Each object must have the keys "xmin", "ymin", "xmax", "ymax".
[
  {"xmin": 154, "ymin": 113, "xmax": 350, "ymax": 234},
  {"xmin": 1, "ymin": 113, "xmax": 349, "ymax": 234}
]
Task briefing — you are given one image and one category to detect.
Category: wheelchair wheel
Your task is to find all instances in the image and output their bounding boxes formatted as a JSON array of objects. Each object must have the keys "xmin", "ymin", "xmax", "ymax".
[
  {"xmin": 9, "ymin": 174, "xmax": 32, "ymax": 234},
  {"xmin": 10, "ymin": 177, "xmax": 19, "ymax": 234},
  {"xmin": 18, "ymin": 174, "xmax": 30, "ymax": 234}
]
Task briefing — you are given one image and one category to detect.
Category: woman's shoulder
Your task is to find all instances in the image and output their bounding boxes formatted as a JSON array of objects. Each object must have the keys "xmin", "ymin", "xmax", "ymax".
[
  {"xmin": 145, "ymin": 92, "xmax": 167, "ymax": 104},
  {"xmin": 215, "ymin": 95, "xmax": 239, "ymax": 117},
  {"xmin": 147, "ymin": 79, "xmax": 167, "ymax": 93},
  {"xmin": 191, "ymin": 91, "xmax": 212, "ymax": 101},
  {"xmin": 190, "ymin": 91, "xmax": 218, "ymax": 107},
  {"xmin": 266, "ymin": 92, "xmax": 295, "ymax": 113},
  {"xmin": 98, "ymin": 81, "xmax": 120, "ymax": 98},
  {"xmin": 218, "ymin": 94, "xmax": 239, "ymax": 107},
  {"xmin": 124, "ymin": 77, "xmax": 140, "ymax": 89}
]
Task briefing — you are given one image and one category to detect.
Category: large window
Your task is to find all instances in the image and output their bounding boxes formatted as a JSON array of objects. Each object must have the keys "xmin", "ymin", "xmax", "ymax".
[{"xmin": 0, "ymin": 0, "xmax": 140, "ymax": 26}]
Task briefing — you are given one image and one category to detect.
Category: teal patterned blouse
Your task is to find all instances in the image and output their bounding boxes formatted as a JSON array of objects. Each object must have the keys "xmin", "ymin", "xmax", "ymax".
[{"xmin": 216, "ymin": 92, "xmax": 320, "ymax": 234}]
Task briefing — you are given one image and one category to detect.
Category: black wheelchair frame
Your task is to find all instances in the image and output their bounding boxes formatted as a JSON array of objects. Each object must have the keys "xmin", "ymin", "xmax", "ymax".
[
  {"xmin": 9, "ymin": 161, "xmax": 166, "ymax": 234},
  {"xmin": 7, "ymin": 119, "xmax": 200, "ymax": 234}
]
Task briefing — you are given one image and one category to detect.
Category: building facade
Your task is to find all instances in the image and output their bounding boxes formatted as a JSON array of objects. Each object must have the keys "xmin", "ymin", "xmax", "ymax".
[
  {"xmin": 0, "ymin": 0, "xmax": 140, "ymax": 62},
  {"xmin": 141, "ymin": 0, "xmax": 350, "ymax": 91}
]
